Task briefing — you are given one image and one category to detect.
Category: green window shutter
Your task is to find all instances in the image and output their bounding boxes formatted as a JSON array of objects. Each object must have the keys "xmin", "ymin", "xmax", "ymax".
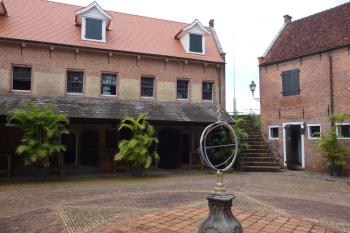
[{"xmin": 281, "ymin": 69, "xmax": 300, "ymax": 96}]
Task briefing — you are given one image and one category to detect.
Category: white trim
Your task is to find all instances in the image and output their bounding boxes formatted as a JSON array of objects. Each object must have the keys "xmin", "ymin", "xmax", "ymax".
[
  {"xmin": 282, "ymin": 122, "xmax": 305, "ymax": 168},
  {"xmin": 179, "ymin": 19, "xmax": 211, "ymax": 37},
  {"xmin": 81, "ymin": 17, "xmax": 106, "ymax": 43},
  {"xmin": 210, "ymin": 27, "xmax": 224, "ymax": 55},
  {"xmin": 268, "ymin": 125, "xmax": 279, "ymax": 140},
  {"xmin": 76, "ymin": 1, "xmax": 112, "ymax": 21},
  {"xmin": 307, "ymin": 124, "xmax": 321, "ymax": 140},
  {"xmin": 335, "ymin": 123, "xmax": 350, "ymax": 139}
]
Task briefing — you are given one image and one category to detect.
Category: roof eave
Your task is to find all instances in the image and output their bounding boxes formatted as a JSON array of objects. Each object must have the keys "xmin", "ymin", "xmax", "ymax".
[
  {"xmin": 259, "ymin": 43, "xmax": 350, "ymax": 67},
  {"xmin": 0, "ymin": 37, "xmax": 225, "ymax": 64}
]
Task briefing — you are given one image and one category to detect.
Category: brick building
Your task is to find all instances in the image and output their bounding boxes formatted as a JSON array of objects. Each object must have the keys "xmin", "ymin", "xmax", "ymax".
[
  {"xmin": 258, "ymin": 3, "xmax": 350, "ymax": 173},
  {"xmin": 0, "ymin": 0, "xmax": 230, "ymax": 174}
]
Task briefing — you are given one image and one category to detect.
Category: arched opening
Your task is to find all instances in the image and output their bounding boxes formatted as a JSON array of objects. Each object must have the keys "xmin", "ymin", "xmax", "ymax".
[
  {"xmin": 62, "ymin": 132, "xmax": 77, "ymax": 165},
  {"xmin": 80, "ymin": 129, "xmax": 100, "ymax": 167},
  {"xmin": 158, "ymin": 128, "xmax": 181, "ymax": 169}
]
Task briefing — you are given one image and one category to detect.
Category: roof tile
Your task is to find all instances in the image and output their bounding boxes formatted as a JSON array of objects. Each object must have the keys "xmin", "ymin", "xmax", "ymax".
[
  {"xmin": 0, "ymin": 0, "xmax": 223, "ymax": 63},
  {"xmin": 261, "ymin": 2, "xmax": 350, "ymax": 65}
]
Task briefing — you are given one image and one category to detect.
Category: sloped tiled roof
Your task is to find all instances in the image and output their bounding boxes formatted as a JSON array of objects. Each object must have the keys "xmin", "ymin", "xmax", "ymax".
[
  {"xmin": 0, "ymin": 95, "xmax": 233, "ymax": 124},
  {"xmin": 0, "ymin": 0, "xmax": 223, "ymax": 63},
  {"xmin": 261, "ymin": 2, "xmax": 350, "ymax": 66}
]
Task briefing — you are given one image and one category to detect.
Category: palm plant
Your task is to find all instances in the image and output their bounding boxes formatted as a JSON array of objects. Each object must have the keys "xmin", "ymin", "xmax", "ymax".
[
  {"xmin": 315, "ymin": 113, "xmax": 349, "ymax": 175},
  {"xmin": 115, "ymin": 113, "xmax": 159, "ymax": 170},
  {"xmin": 6, "ymin": 101, "xmax": 70, "ymax": 168}
]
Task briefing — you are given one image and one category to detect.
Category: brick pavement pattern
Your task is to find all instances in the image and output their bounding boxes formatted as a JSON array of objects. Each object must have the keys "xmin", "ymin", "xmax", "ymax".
[{"xmin": 94, "ymin": 208, "xmax": 337, "ymax": 233}]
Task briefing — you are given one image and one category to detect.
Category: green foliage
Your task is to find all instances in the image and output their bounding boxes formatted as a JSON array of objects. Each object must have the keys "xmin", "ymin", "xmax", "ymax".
[
  {"xmin": 315, "ymin": 113, "xmax": 349, "ymax": 167},
  {"xmin": 6, "ymin": 101, "xmax": 70, "ymax": 168},
  {"xmin": 232, "ymin": 116, "xmax": 249, "ymax": 151},
  {"xmin": 115, "ymin": 113, "xmax": 159, "ymax": 168}
]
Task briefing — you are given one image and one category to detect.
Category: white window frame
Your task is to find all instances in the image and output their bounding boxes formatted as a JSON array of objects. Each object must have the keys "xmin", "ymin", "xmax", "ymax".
[
  {"xmin": 307, "ymin": 124, "xmax": 321, "ymax": 140},
  {"xmin": 81, "ymin": 16, "xmax": 106, "ymax": 43},
  {"xmin": 268, "ymin": 125, "xmax": 279, "ymax": 140},
  {"xmin": 335, "ymin": 123, "xmax": 350, "ymax": 139}
]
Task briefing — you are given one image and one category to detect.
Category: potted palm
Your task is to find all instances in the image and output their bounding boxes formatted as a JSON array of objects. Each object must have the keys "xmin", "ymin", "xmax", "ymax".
[
  {"xmin": 6, "ymin": 102, "xmax": 70, "ymax": 180},
  {"xmin": 315, "ymin": 114, "xmax": 349, "ymax": 176},
  {"xmin": 115, "ymin": 113, "xmax": 159, "ymax": 177}
]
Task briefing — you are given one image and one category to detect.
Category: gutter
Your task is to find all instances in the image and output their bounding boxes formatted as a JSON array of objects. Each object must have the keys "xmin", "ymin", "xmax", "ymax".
[{"xmin": 328, "ymin": 54, "xmax": 334, "ymax": 122}]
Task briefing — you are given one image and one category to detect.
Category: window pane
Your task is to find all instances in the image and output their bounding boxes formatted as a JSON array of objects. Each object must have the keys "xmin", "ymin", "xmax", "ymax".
[
  {"xmin": 309, "ymin": 126, "xmax": 320, "ymax": 138},
  {"xmin": 189, "ymin": 34, "xmax": 203, "ymax": 53},
  {"xmin": 270, "ymin": 127, "xmax": 278, "ymax": 138},
  {"xmin": 282, "ymin": 69, "xmax": 300, "ymax": 96},
  {"xmin": 67, "ymin": 71, "xmax": 84, "ymax": 93},
  {"xmin": 141, "ymin": 77, "xmax": 154, "ymax": 97},
  {"xmin": 85, "ymin": 18, "xmax": 103, "ymax": 40},
  {"xmin": 101, "ymin": 74, "xmax": 117, "ymax": 95},
  {"xmin": 177, "ymin": 80, "xmax": 189, "ymax": 99},
  {"xmin": 202, "ymin": 82, "xmax": 213, "ymax": 100},
  {"xmin": 341, "ymin": 125, "xmax": 350, "ymax": 138},
  {"xmin": 13, "ymin": 67, "xmax": 31, "ymax": 91}
]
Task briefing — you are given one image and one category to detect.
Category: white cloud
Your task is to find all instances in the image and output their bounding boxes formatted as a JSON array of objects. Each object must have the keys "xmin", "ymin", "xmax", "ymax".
[{"xmin": 53, "ymin": 0, "xmax": 348, "ymax": 114}]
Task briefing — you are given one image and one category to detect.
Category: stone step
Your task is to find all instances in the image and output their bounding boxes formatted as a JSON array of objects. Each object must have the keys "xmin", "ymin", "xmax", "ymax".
[
  {"xmin": 243, "ymin": 165, "xmax": 281, "ymax": 172},
  {"xmin": 244, "ymin": 156, "xmax": 275, "ymax": 162},
  {"xmin": 245, "ymin": 161, "xmax": 278, "ymax": 166},
  {"xmin": 243, "ymin": 152, "xmax": 271, "ymax": 157}
]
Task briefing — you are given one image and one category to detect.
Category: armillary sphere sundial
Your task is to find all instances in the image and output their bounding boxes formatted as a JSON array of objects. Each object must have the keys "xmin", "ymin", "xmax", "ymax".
[{"xmin": 195, "ymin": 107, "xmax": 242, "ymax": 233}]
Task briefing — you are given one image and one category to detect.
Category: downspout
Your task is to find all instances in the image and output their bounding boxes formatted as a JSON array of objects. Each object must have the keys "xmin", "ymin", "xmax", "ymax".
[{"xmin": 328, "ymin": 53, "xmax": 334, "ymax": 125}]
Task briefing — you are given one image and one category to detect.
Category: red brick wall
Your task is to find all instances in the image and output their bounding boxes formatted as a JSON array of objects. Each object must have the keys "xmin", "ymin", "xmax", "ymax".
[
  {"xmin": 260, "ymin": 48, "xmax": 350, "ymax": 173},
  {"xmin": 0, "ymin": 41, "xmax": 225, "ymax": 107}
]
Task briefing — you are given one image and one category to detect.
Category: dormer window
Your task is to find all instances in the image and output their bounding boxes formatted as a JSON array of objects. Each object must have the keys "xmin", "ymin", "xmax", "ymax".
[
  {"xmin": 175, "ymin": 19, "xmax": 211, "ymax": 55},
  {"xmin": 189, "ymin": 34, "xmax": 203, "ymax": 53},
  {"xmin": 76, "ymin": 1, "xmax": 112, "ymax": 43},
  {"xmin": 84, "ymin": 17, "xmax": 104, "ymax": 41}
]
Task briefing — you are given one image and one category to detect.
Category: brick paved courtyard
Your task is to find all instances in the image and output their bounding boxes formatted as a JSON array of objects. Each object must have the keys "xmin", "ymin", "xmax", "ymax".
[
  {"xmin": 93, "ymin": 208, "xmax": 337, "ymax": 233},
  {"xmin": 0, "ymin": 170, "xmax": 349, "ymax": 233}
]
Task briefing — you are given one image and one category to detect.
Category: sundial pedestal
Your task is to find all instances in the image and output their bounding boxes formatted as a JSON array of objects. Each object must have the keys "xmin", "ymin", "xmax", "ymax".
[
  {"xmin": 197, "ymin": 118, "xmax": 242, "ymax": 233},
  {"xmin": 196, "ymin": 192, "xmax": 242, "ymax": 233}
]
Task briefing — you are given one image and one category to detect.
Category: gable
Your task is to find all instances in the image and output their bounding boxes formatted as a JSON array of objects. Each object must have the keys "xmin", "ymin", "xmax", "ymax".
[{"xmin": 260, "ymin": 2, "xmax": 350, "ymax": 66}]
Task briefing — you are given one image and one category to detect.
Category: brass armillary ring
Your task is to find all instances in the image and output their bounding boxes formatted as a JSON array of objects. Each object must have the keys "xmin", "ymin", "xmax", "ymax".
[{"xmin": 199, "ymin": 121, "xmax": 238, "ymax": 172}]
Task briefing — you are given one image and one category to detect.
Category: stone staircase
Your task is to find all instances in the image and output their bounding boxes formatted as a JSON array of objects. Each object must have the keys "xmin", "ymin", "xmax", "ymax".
[{"xmin": 239, "ymin": 119, "xmax": 280, "ymax": 172}]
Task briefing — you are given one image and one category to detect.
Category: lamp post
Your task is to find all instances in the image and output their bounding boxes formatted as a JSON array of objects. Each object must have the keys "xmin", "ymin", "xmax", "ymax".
[{"xmin": 249, "ymin": 80, "xmax": 260, "ymax": 101}]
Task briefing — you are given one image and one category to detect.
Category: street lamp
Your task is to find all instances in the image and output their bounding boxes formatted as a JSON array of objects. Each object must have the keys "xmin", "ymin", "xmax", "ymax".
[{"xmin": 249, "ymin": 81, "xmax": 260, "ymax": 101}]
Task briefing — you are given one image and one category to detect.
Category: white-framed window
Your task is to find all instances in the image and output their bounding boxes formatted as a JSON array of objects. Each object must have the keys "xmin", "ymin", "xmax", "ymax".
[
  {"xmin": 307, "ymin": 124, "xmax": 321, "ymax": 139},
  {"xmin": 12, "ymin": 66, "xmax": 31, "ymax": 91},
  {"xmin": 81, "ymin": 17, "xmax": 106, "ymax": 43},
  {"xmin": 189, "ymin": 33, "xmax": 203, "ymax": 53},
  {"xmin": 177, "ymin": 80, "xmax": 189, "ymax": 100},
  {"xmin": 268, "ymin": 126, "xmax": 279, "ymax": 140},
  {"xmin": 101, "ymin": 73, "xmax": 117, "ymax": 96},
  {"xmin": 335, "ymin": 123, "xmax": 350, "ymax": 139}
]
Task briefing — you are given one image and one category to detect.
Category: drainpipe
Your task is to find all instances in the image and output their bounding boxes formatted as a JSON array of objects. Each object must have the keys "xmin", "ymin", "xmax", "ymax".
[{"xmin": 328, "ymin": 53, "xmax": 334, "ymax": 125}]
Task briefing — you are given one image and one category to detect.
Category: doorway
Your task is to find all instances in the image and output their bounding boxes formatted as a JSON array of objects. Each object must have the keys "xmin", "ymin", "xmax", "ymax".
[
  {"xmin": 283, "ymin": 123, "xmax": 305, "ymax": 169},
  {"xmin": 80, "ymin": 129, "xmax": 100, "ymax": 167},
  {"xmin": 181, "ymin": 134, "xmax": 190, "ymax": 164},
  {"xmin": 158, "ymin": 128, "xmax": 181, "ymax": 169},
  {"xmin": 62, "ymin": 132, "xmax": 77, "ymax": 165}
]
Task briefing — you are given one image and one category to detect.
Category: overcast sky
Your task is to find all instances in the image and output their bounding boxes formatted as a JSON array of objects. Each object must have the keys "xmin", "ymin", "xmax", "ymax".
[{"xmin": 54, "ymin": 0, "xmax": 348, "ymax": 114}]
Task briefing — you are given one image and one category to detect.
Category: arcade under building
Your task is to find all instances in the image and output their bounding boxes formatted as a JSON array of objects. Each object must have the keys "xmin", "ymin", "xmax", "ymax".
[{"xmin": 0, "ymin": 95, "xmax": 233, "ymax": 176}]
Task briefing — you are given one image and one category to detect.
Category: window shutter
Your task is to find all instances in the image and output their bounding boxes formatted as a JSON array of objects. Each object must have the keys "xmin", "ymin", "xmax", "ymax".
[
  {"xmin": 281, "ymin": 69, "xmax": 300, "ymax": 96},
  {"xmin": 281, "ymin": 71, "xmax": 289, "ymax": 95}
]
